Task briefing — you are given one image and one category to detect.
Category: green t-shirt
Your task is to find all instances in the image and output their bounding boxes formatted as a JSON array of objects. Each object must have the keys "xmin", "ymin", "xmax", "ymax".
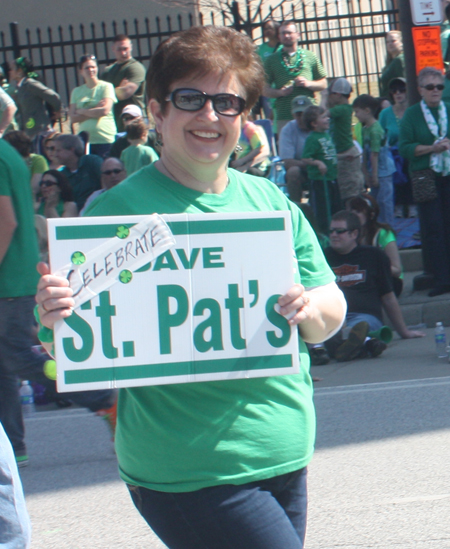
[
  {"xmin": 378, "ymin": 106, "xmax": 400, "ymax": 146},
  {"xmin": 257, "ymin": 42, "xmax": 280, "ymax": 61},
  {"xmin": 264, "ymin": 49, "xmax": 326, "ymax": 121},
  {"xmin": 302, "ymin": 131, "xmax": 338, "ymax": 181},
  {"xmin": 0, "ymin": 140, "xmax": 40, "ymax": 298},
  {"xmin": 101, "ymin": 58, "xmax": 146, "ymax": 132},
  {"xmin": 85, "ymin": 164, "xmax": 335, "ymax": 493},
  {"xmin": 363, "ymin": 121, "xmax": 385, "ymax": 153},
  {"xmin": 120, "ymin": 143, "xmax": 158, "ymax": 176},
  {"xmin": 27, "ymin": 153, "xmax": 48, "ymax": 175},
  {"xmin": 70, "ymin": 81, "xmax": 117, "ymax": 144},
  {"xmin": 374, "ymin": 227, "xmax": 403, "ymax": 279},
  {"xmin": 329, "ymin": 104, "xmax": 354, "ymax": 153},
  {"xmin": 379, "ymin": 54, "xmax": 405, "ymax": 97}
]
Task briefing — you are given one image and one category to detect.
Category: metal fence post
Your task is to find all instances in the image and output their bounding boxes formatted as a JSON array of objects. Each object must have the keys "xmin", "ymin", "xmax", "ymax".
[
  {"xmin": 9, "ymin": 22, "xmax": 21, "ymax": 58},
  {"xmin": 231, "ymin": 2, "xmax": 241, "ymax": 31}
]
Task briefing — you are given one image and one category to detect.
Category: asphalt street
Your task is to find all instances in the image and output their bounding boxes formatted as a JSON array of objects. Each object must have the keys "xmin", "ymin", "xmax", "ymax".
[{"xmin": 20, "ymin": 328, "xmax": 450, "ymax": 548}]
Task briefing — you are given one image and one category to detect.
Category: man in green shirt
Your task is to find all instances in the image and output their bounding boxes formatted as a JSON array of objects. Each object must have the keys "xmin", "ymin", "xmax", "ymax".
[
  {"xmin": 263, "ymin": 21, "xmax": 327, "ymax": 134},
  {"xmin": 101, "ymin": 34, "xmax": 146, "ymax": 132},
  {"xmin": 0, "ymin": 139, "xmax": 115, "ymax": 467},
  {"xmin": 327, "ymin": 77, "xmax": 364, "ymax": 202}
]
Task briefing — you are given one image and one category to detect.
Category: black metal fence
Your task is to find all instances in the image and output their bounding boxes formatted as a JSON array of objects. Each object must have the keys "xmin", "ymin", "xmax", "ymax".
[{"xmin": 1, "ymin": 0, "xmax": 398, "ymax": 107}]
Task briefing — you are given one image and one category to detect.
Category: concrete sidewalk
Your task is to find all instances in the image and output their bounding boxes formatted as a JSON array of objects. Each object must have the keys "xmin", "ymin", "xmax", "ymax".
[{"xmin": 311, "ymin": 327, "xmax": 450, "ymax": 388}]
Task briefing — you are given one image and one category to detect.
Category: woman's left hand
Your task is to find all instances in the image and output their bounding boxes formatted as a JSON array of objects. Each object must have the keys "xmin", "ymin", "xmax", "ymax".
[{"xmin": 277, "ymin": 284, "xmax": 311, "ymax": 326}]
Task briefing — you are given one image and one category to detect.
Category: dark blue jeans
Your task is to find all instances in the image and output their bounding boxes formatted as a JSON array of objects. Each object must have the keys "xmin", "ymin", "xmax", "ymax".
[
  {"xmin": 0, "ymin": 296, "xmax": 115, "ymax": 453},
  {"xmin": 418, "ymin": 175, "xmax": 450, "ymax": 288},
  {"xmin": 128, "ymin": 468, "xmax": 308, "ymax": 549}
]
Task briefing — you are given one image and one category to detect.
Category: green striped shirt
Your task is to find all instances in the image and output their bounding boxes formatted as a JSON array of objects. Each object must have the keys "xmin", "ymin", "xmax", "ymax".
[{"xmin": 264, "ymin": 48, "xmax": 327, "ymax": 121}]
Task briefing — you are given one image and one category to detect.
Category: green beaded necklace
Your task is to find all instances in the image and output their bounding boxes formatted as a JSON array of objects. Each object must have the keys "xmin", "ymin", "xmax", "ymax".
[{"xmin": 280, "ymin": 49, "xmax": 305, "ymax": 75}]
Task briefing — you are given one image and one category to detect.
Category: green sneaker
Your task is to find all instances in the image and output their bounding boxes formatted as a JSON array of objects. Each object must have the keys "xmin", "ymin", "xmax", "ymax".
[{"xmin": 15, "ymin": 452, "xmax": 29, "ymax": 468}]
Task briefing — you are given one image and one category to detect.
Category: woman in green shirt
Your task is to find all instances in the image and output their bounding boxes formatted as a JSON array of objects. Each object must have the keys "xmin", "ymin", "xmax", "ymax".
[
  {"xmin": 69, "ymin": 54, "xmax": 117, "ymax": 158},
  {"xmin": 379, "ymin": 31, "xmax": 405, "ymax": 98},
  {"xmin": 399, "ymin": 67, "xmax": 450, "ymax": 297},
  {"xmin": 36, "ymin": 26, "xmax": 345, "ymax": 549}
]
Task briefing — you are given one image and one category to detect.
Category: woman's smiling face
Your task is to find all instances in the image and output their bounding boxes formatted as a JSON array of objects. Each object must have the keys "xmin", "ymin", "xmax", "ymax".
[{"xmin": 150, "ymin": 72, "xmax": 245, "ymax": 175}]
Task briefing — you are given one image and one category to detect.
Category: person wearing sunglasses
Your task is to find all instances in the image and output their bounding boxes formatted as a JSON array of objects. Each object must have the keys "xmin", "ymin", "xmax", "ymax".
[
  {"xmin": 42, "ymin": 132, "xmax": 63, "ymax": 170},
  {"xmin": 379, "ymin": 77, "xmax": 416, "ymax": 219},
  {"xmin": 35, "ymin": 26, "xmax": 345, "ymax": 549},
  {"xmin": 322, "ymin": 210, "xmax": 424, "ymax": 362},
  {"xmin": 69, "ymin": 54, "xmax": 117, "ymax": 158},
  {"xmin": 36, "ymin": 169, "xmax": 77, "ymax": 219},
  {"xmin": 79, "ymin": 157, "xmax": 126, "ymax": 215},
  {"xmin": 399, "ymin": 67, "xmax": 450, "ymax": 297}
]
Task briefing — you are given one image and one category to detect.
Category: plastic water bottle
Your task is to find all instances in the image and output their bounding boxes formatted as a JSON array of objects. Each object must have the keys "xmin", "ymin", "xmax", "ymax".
[
  {"xmin": 435, "ymin": 322, "xmax": 447, "ymax": 358},
  {"xmin": 19, "ymin": 381, "xmax": 35, "ymax": 417}
]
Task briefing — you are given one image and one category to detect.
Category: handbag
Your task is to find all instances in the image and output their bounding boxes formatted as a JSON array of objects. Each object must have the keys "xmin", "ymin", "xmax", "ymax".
[{"xmin": 411, "ymin": 168, "xmax": 437, "ymax": 203}]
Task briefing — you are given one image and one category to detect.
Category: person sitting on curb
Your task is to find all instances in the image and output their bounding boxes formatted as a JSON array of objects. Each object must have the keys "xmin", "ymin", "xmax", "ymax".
[{"xmin": 310, "ymin": 210, "xmax": 424, "ymax": 364}]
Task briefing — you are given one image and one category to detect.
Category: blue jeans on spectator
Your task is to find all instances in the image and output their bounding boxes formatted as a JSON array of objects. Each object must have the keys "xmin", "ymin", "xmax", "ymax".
[
  {"xmin": 128, "ymin": 468, "xmax": 308, "ymax": 549},
  {"xmin": 346, "ymin": 312, "xmax": 383, "ymax": 332},
  {"xmin": 0, "ymin": 422, "xmax": 31, "ymax": 548},
  {"xmin": 0, "ymin": 296, "xmax": 115, "ymax": 454},
  {"xmin": 370, "ymin": 175, "xmax": 394, "ymax": 226}
]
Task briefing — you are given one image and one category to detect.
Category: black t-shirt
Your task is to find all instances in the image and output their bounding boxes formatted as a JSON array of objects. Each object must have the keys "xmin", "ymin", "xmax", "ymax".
[{"xmin": 324, "ymin": 245, "xmax": 393, "ymax": 321}]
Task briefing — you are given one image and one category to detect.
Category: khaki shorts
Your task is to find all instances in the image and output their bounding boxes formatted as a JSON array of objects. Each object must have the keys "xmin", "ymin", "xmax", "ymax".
[{"xmin": 337, "ymin": 145, "xmax": 364, "ymax": 201}]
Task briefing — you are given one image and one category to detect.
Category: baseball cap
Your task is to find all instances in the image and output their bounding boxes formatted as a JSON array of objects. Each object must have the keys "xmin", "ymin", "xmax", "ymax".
[
  {"xmin": 121, "ymin": 105, "xmax": 142, "ymax": 118},
  {"xmin": 388, "ymin": 77, "xmax": 406, "ymax": 90},
  {"xmin": 329, "ymin": 77, "xmax": 352, "ymax": 95},
  {"xmin": 291, "ymin": 95, "xmax": 314, "ymax": 114}
]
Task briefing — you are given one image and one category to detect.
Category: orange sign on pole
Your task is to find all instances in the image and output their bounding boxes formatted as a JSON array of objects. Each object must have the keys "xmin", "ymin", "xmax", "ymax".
[{"xmin": 412, "ymin": 26, "xmax": 444, "ymax": 74}]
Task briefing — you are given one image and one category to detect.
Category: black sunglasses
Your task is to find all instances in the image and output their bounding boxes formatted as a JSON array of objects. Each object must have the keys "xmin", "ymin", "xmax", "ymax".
[
  {"xmin": 329, "ymin": 228, "xmax": 350, "ymax": 235},
  {"xmin": 422, "ymin": 84, "xmax": 444, "ymax": 91},
  {"xmin": 40, "ymin": 180, "xmax": 57, "ymax": 187},
  {"xmin": 391, "ymin": 87, "xmax": 406, "ymax": 94},
  {"xmin": 166, "ymin": 88, "xmax": 246, "ymax": 117},
  {"xmin": 102, "ymin": 169, "xmax": 123, "ymax": 175}
]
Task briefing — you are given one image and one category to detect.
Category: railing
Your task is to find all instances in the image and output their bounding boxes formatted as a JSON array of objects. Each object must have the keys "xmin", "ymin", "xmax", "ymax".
[{"xmin": 1, "ymin": 0, "xmax": 398, "ymax": 107}]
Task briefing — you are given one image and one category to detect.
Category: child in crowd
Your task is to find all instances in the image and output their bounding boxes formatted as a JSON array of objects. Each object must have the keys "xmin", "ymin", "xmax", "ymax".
[
  {"xmin": 120, "ymin": 119, "xmax": 159, "ymax": 176},
  {"xmin": 301, "ymin": 105, "xmax": 341, "ymax": 234},
  {"xmin": 353, "ymin": 94, "xmax": 395, "ymax": 226},
  {"xmin": 327, "ymin": 78, "xmax": 364, "ymax": 204}
]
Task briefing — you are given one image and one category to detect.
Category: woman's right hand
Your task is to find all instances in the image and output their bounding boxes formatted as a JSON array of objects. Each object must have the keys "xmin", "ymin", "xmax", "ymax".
[{"xmin": 35, "ymin": 263, "xmax": 74, "ymax": 329}]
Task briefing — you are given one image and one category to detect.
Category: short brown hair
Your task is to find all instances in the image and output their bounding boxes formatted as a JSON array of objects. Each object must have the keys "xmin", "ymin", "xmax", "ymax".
[
  {"xmin": 302, "ymin": 105, "xmax": 326, "ymax": 131},
  {"xmin": 126, "ymin": 119, "xmax": 148, "ymax": 140},
  {"xmin": 113, "ymin": 34, "xmax": 130, "ymax": 43},
  {"xmin": 3, "ymin": 131, "xmax": 32, "ymax": 157},
  {"xmin": 146, "ymin": 26, "xmax": 264, "ymax": 113}
]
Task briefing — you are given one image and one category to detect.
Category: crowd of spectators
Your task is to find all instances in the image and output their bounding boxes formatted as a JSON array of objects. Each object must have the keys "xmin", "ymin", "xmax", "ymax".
[{"xmin": 0, "ymin": 19, "xmax": 443, "ymax": 479}]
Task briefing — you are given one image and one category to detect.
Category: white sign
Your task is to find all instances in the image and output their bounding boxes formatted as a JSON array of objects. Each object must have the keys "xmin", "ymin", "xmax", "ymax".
[
  {"xmin": 410, "ymin": 0, "xmax": 442, "ymax": 25},
  {"xmin": 47, "ymin": 212, "xmax": 300, "ymax": 392}
]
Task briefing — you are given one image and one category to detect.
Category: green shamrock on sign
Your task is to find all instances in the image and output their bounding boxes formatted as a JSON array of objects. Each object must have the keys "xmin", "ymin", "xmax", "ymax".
[
  {"xmin": 116, "ymin": 225, "xmax": 130, "ymax": 239},
  {"xmin": 119, "ymin": 270, "xmax": 133, "ymax": 284},
  {"xmin": 71, "ymin": 251, "xmax": 86, "ymax": 265}
]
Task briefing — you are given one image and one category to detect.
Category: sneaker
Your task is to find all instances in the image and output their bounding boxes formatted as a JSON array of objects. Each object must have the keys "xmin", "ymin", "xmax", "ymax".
[
  {"xmin": 96, "ymin": 400, "xmax": 117, "ymax": 439},
  {"xmin": 365, "ymin": 337, "xmax": 387, "ymax": 358},
  {"xmin": 335, "ymin": 321, "xmax": 369, "ymax": 362},
  {"xmin": 309, "ymin": 346, "xmax": 330, "ymax": 366},
  {"xmin": 15, "ymin": 452, "xmax": 29, "ymax": 468},
  {"xmin": 394, "ymin": 205, "xmax": 403, "ymax": 218}
]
